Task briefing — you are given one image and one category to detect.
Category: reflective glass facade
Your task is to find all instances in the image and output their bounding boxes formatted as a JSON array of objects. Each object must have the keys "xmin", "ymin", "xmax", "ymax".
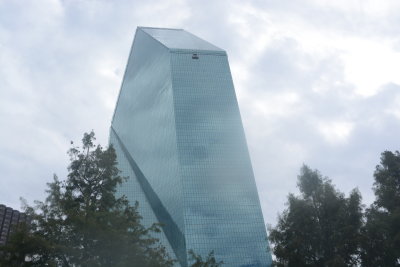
[{"xmin": 110, "ymin": 27, "xmax": 272, "ymax": 267}]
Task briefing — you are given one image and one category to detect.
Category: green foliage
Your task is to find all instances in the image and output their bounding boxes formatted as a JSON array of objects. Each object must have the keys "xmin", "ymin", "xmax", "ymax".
[
  {"xmin": 188, "ymin": 250, "xmax": 223, "ymax": 267},
  {"xmin": 0, "ymin": 131, "xmax": 174, "ymax": 267},
  {"xmin": 268, "ymin": 165, "xmax": 363, "ymax": 267},
  {"xmin": 361, "ymin": 151, "xmax": 400, "ymax": 266},
  {"xmin": 0, "ymin": 222, "xmax": 55, "ymax": 267}
]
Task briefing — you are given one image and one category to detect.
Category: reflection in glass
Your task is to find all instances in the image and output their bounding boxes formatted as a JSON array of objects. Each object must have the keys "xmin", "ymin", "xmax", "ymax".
[{"xmin": 110, "ymin": 27, "xmax": 272, "ymax": 267}]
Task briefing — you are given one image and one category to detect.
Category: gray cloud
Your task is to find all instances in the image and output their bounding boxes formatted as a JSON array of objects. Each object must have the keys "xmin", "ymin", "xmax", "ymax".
[{"xmin": 1, "ymin": 0, "xmax": 400, "ymax": 228}]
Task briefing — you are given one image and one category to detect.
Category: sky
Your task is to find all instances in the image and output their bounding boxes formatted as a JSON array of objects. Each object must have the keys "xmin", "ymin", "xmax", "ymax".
[{"xmin": 1, "ymin": 0, "xmax": 400, "ymax": 227}]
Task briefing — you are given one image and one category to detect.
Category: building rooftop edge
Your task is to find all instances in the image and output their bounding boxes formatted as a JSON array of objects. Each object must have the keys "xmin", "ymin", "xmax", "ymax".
[
  {"xmin": 169, "ymin": 48, "xmax": 226, "ymax": 54},
  {"xmin": 137, "ymin": 26, "xmax": 224, "ymax": 52},
  {"xmin": 138, "ymin": 26, "xmax": 184, "ymax": 31}
]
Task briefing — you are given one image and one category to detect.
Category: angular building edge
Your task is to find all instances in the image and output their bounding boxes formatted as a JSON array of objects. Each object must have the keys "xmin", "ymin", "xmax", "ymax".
[{"xmin": 110, "ymin": 27, "xmax": 272, "ymax": 267}]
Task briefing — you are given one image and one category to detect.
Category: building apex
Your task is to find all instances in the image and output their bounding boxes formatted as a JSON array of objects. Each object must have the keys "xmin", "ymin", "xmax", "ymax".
[{"xmin": 138, "ymin": 26, "xmax": 224, "ymax": 52}]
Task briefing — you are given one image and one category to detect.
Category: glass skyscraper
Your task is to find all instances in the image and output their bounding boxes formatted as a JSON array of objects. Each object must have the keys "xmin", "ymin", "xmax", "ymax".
[{"xmin": 110, "ymin": 27, "xmax": 272, "ymax": 267}]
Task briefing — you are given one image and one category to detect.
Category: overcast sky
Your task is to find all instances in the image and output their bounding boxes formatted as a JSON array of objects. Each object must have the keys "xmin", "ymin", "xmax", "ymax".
[{"xmin": 1, "ymin": 0, "xmax": 400, "ymax": 227}]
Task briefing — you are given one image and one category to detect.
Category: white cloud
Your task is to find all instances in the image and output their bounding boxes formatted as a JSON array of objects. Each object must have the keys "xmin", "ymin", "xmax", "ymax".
[
  {"xmin": 341, "ymin": 39, "xmax": 400, "ymax": 96},
  {"xmin": 308, "ymin": 0, "xmax": 400, "ymax": 18},
  {"xmin": 134, "ymin": 0, "xmax": 191, "ymax": 27},
  {"xmin": 1, "ymin": 0, "xmax": 400, "ymax": 230},
  {"xmin": 385, "ymin": 94, "xmax": 400, "ymax": 119},
  {"xmin": 252, "ymin": 91, "xmax": 302, "ymax": 117},
  {"xmin": 318, "ymin": 121, "xmax": 354, "ymax": 144}
]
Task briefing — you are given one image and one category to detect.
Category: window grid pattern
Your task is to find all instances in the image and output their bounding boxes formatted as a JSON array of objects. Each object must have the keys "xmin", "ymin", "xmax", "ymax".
[
  {"xmin": 109, "ymin": 130, "xmax": 177, "ymax": 262},
  {"xmin": 111, "ymin": 27, "xmax": 272, "ymax": 267},
  {"xmin": 0, "ymin": 204, "xmax": 27, "ymax": 246},
  {"xmin": 171, "ymin": 52, "xmax": 272, "ymax": 266},
  {"xmin": 112, "ymin": 29, "xmax": 184, "ymax": 235}
]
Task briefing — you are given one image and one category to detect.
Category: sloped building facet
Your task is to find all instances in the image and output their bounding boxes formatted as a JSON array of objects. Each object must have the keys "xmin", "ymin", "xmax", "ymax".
[{"xmin": 110, "ymin": 27, "xmax": 272, "ymax": 267}]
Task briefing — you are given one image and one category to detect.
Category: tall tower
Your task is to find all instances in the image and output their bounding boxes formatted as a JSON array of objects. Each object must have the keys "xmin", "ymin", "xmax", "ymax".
[{"xmin": 110, "ymin": 27, "xmax": 272, "ymax": 267}]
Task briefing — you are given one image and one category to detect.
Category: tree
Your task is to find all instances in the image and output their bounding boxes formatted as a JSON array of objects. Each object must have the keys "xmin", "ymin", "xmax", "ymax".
[
  {"xmin": 0, "ymin": 131, "xmax": 174, "ymax": 266},
  {"xmin": 0, "ymin": 222, "xmax": 53, "ymax": 267},
  {"xmin": 361, "ymin": 151, "xmax": 400, "ymax": 266},
  {"xmin": 188, "ymin": 250, "xmax": 223, "ymax": 267},
  {"xmin": 268, "ymin": 165, "xmax": 363, "ymax": 267}
]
